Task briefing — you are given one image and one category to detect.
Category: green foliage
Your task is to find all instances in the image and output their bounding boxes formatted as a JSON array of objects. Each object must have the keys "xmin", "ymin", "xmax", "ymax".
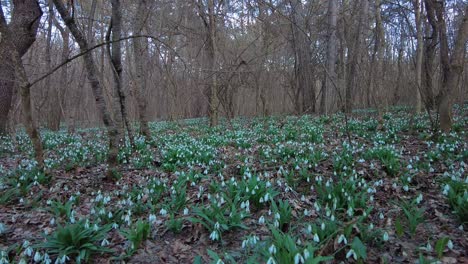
[
  {"xmin": 38, "ymin": 221, "xmax": 112, "ymax": 263},
  {"xmin": 121, "ymin": 219, "xmax": 151, "ymax": 254},
  {"xmin": 444, "ymin": 180, "xmax": 468, "ymax": 224},
  {"xmin": 397, "ymin": 199, "xmax": 425, "ymax": 236}
]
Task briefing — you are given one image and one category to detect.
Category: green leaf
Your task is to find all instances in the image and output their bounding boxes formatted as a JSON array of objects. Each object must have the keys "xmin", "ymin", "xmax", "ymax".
[
  {"xmin": 395, "ymin": 217, "xmax": 404, "ymax": 237},
  {"xmin": 351, "ymin": 237, "xmax": 367, "ymax": 260},
  {"xmin": 435, "ymin": 237, "xmax": 449, "ymax": 259}
]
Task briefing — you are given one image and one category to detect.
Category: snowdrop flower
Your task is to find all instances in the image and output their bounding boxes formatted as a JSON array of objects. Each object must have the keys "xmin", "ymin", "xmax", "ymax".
[
  {"xmin": 304, "ymin": 209, "xmax": 309, "ymax": 216},
  {"xmin": 101, "ymin": 239, "xmax": 110, "ymax": 246},
  {"xmin": 209, "ymin": 230, "xmax": 219, "ymax": 241},
  {"xmin": 321, "ymin": 222, "xmax": 325, "ymax": 230},
  {"xmin": 447, "ymin": 240, "xmax": 454, "ymax": 250},
  {"xmin": 416, "ymin": 194, "xmax": 423, "ymax": 204},
  {"xmin": 93, "ymin": 224, "xmax": 99, "ymax": 231},
  {"xmin": 258, "ymin": 216, "xmax": 265, "ymax": 225},
  {"xmin": 313, "ymin": 233, "xmax": 320, "ymax": 243},
  {"xmin": 403, "ymin": 185, "xmax": 409, "ymax": 192},
  {"xmin": 338, "ymin": 234, "xmax": 347, "ymax": 245},
  {"xmin": 214, "ymin": 222, "xmax": 220, "ymax": 230},
  {"xmin": 159, "ymin": 208, "xmax": 167, "ymax": 216},
  {"xmin": 269, "ymin": 244, "xmax": 277, "ymax": 254},
  {"xmin": 24, "ymin": 246, "xmax": 33, "ymax": 257},
  {"xmin": 19, "ymin": 258, "xmax": 27, "ymax": 264},
  {"xmin": 33, "ymin": 251, "xmax": 42, "ymax": 262},
  {"xmin": 183, "ymin": 208, "xmax": 189, "ymax": 215},
  {"xmin": 112, "ymin": 223, "xmax": 119, "ymax": 229},
  {"xmin": 303, "ymin": 249, "xmax": 310, "ymax": 259},
  {"xmin": 346, "ymin": 249, "xmax": 357, "ymax": 260},
  {"xmin": 149, "ymin": 214, "xmax": 157, "ymax": 224},
  {"xmin": 294, "ymin": 253, "xmax": 304, "ymax": 264},
  {"xmin": 266, "ymin": 257, "xmax": 276, "ymax": 264},
  {"xmin": 383, "ymin": 232, "xmax": 389, "ymax": 241},
  {"xmin": 379, "ymin": 212, "xmax": 384, "ymax": 220}
]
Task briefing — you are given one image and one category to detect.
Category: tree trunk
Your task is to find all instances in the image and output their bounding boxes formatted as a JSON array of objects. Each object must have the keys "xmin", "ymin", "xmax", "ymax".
[
  {"xmin": 53, "ymin": 0, "xmax": 120, "ymax": 180},
  {"xmin": 45, "ymin": 0, "xmax": 61, "ymax": 131},
  {"xmin": 321, "ymin": 0, "xmax": 337, "ymax": 115},
  {"xmin": 433, "ymin": 3, "xmax": 468, "ymax": 132},
  {"xmin": 133, "ymin": 0, "xmax": 151, "ymax": 138},
  {"xmin": 109, "ymin": 0, "xmax": 134, "ymax": 149},
  {"xmin": 414, "ymin": 0, "xmax": 423, "ymax": 113},
  {"xmin": 0, "ymin": 2, "xmax": 44, "ymax": 168},
  {"xmin": 0, "ymin": 0, "xmax": 43, "ymax": 135}
]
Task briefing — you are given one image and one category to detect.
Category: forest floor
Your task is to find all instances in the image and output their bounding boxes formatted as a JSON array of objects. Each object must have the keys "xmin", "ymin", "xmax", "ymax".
[{"xmin": 0, "ymin": 106, "xmax": 467, "ymax": 264}]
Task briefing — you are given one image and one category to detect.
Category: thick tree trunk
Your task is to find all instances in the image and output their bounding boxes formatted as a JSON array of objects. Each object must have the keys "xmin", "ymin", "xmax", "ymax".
[
  {"xmin": 0, "ymin": 0, "xmax": 42, "ymax": 135},
  {"xmin": 423, "ymin": 0, "xmax": 438, "ymax": 110},
  {"xmin": 0, "ymin": 2, "xmax": 44, "ymax": 168},
  {"xmin": 345, "ymin": 0, "xmax": 367, "ymax": 113},
  {"xmin": 434, "ymin": 3, "xmax": 468, "ymax": 132},
  {"xmin": 53, "ymin": 0, "xmax": 120, "ymax": 180},
  {"xmin": 321, "ymin": 0, "xmax": 337, "ymax": 115},
  {"xmin": 133, "ymin": 0, "xmax": 151, "ymax": 138}
]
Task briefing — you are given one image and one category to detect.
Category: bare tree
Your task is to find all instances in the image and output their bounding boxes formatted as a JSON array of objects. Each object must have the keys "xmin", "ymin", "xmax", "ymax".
[
  {"xmin": 0, "ymin": 0, "xmax": 44, "ymax": 168},
  {"xmin": 133, "ymin": 0, "xmax": 151, "ymax": 138},
  {"xmin": 53, "ymin": 0, "xmax": 121, "ymax": 180}
]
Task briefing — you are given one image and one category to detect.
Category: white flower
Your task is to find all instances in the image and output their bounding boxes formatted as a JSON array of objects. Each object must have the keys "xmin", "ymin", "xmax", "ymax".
[
  {"xmin": 383, "ymin": 232, "xmax": 389, "ymax": 241},
  {"xmin": 258, "ymin": 216, "xmax": 265, "ymax": 225},
  {"xmin": 346, "ymin": 249, "xmax": 357, "ymax": 260},
  {"xmin": 149, "ymin": 214, "xmax": 157, "ymax": 223},
  {"xmin": 321, "ymin": 222, "xmax": 325, "ymax": 230},
  {"xmin": 416, "ymin": 194, "xmax": 423, "ymax": 204},
  {"xmin": 209, "ymin": 230, "xmax": 219, "ymax": 241},
  {"xmin": 338, "ymin": 234, "xmax": 347, "ymax": 245},
  {"xmin": 24, "ymin": 246, "xmax": 33, "ymax": 257},
  {"xmin": 447, "ymin": 240, "xmax": 454, "ymax": 250},
  {"xmin": 159, "ymin": 208, "xmax": 167, "ymax": 216},
  {"xmin": 313, "ymin": 233, "xmax": 320, "ymax": 243},
  {"xmin": 33, "ymin": 251, "xmax": 42, "ymax": 262},
  {"xmin": 183, "ymin": 208, "xmax": 189, "ymax": 215},
  {"xmin": 269, "ymin": 244, "xmax": 277, "ymax": 255},
  {"xmin": 303, "ymin": 249, "xmax": 310, "ymax": 259},
  {"xmin": 294, "ymin": 253, "xmax": 304, "ymax": 264},
  {"xmin": 101, "ymin": 239, "xmax": 110, "ymax": 246},
  {"xmin": 215, "ymin": 259, "xmax": 224, "ymax": 264},
  {"xmin": 266, "ymin": 256, "xmax": 276, "ymax": 264}
]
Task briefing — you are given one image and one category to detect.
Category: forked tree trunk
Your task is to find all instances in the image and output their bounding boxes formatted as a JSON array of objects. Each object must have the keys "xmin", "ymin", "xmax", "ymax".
[
  {"xmin": 0, "ymin": 2, "xmax": 44, "ymax": 169},
  {"xmin": 0, "ymin": 0, "xmax": 43, "ymax": 135},
  {"xmin": 53, "ymin": 0, "xmax": 120, "ymax": 180},
  {"xmin": 433, "ymin": 3, "xmax": 468, "ymax": 132}
]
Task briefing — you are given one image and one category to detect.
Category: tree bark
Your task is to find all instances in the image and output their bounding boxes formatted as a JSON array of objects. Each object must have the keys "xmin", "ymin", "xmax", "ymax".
[
  {"xmin": 133, "ymin": 0, "xmax": 151, "ymax": 138},
  {"xmin": 53, "ymin": 0, "xmax": 120, "ymax": 180},
  {"xmin": 321, "ymin": 0, "xmax": 337, "ymax": 115},
  {"xmin": 0, "ymin": 0, "xmax": 42, "ymax": 134},
  {"xmin": 414, "ymin": 0, "xmax": 423, "ymax": 113},
  {"xmin": 434, "ymin": 3, "xmax": 468, "ymax": 132},
  {"xmin": 109, "ymin": 0, "xmax": 134, "ymax": 149},
  {"xmin": 0, "ymin": 1, "xmax": 44, "ymax": 168}
]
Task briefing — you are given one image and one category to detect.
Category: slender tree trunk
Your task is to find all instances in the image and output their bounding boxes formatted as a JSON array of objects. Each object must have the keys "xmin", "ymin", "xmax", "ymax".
[
  {"xmin": 414, "ymin": 0, "xmax": 423, "ymax": 113},
  {"xmin": 53, "ymin": 0, "xmax": 120, "ymax": 180},
  {"xmin": 423, "ymin": 0, "xmax": 438, "ymax": 110},
  {"xmin": 45, "ymin": 0, "xmax": 61, "ymax": 131},
  {"xmin": 109, "ymin": 0, "xmax": 135, "ymax": 149}
]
